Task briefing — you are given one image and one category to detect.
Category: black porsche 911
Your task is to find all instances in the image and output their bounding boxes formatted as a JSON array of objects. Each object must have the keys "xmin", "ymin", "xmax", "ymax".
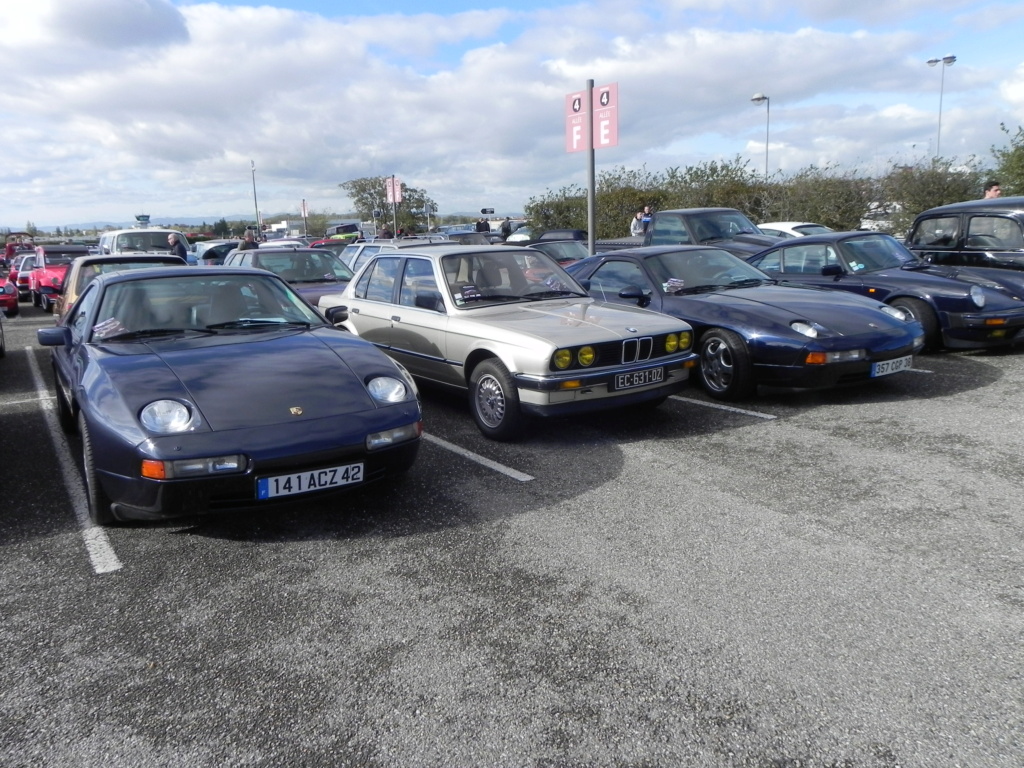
[
  {"xmin": 747, "ymin": 231, "xmax": 1024, "ymax": 351},
  {"xmin": 567, "ymin": 245, "xmax": 924, "ymax": 400}
]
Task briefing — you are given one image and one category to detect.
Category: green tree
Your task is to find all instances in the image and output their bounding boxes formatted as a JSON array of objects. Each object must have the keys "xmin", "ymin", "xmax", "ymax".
[
  {"xmin": 769, "ymin": 165, "xmax": 875, "ymax": 230},
  {"xmin": 340, "ymin": 176, "xmax": 436, "ymax": 234},
  {"xmin": 878, "ymin": 156, "xmax": 987, "ymax": 236},
  {"xmin": 212, "ymin": 218, "xmax": 231, "ymax": 237},
  {"xmin": 991, "ymin": 123, "xmax": 1024, "ymax": 196}
]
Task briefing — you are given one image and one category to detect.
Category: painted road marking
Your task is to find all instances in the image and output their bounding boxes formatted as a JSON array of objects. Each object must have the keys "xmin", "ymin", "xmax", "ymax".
[{"xmin": 422, "ymin": 433, "xmax": 534, "ymax": 482}]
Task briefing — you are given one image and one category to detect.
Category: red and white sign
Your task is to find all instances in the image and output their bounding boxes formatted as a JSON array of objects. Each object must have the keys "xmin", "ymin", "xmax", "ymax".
[
  {"xmin": 385, "ymin": 176, "xmax": 403, "ymax": 204},
  {"xmin": 565, "ymin": 83, "xmax": 618, "ymax": 153}
]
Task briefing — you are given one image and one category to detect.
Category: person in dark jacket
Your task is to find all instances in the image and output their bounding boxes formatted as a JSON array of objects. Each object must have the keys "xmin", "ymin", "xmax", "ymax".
[{"xmin": 167, "ymin": 233, "xmax": 189, "ymax": 260}]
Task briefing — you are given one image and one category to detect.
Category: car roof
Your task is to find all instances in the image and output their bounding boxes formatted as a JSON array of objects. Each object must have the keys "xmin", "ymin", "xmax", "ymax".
[
  {"xmin": 756, "ymin": 230, "xmax": 888, "ymax": 248},
  {"xmin": 99, "ymin": 227, "xmax": 185, "ymax": 236},
  {"xmin": 916, "ymin": 197, "xmax": 1024, "ymax": 216},
  {"xmin": 73, "ymin": 254, "xmax": 187, "ymax": 266},
  {"xmin": 89, "ymin": 265, "xmax": 276, "ymax": 287},
  {"xmin": 35, "ymin": 244, "xmax": 91, "ymax": 255}
]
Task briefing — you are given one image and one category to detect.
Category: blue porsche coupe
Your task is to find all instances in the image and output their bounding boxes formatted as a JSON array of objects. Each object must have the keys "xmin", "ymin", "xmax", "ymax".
[
  {"xmin": 38, "ymin": 267, "xmax": 423, "ymax": 525},
  {"xmin": 566, "ymin": 246, "xmax": 924, "ymax": 400}
]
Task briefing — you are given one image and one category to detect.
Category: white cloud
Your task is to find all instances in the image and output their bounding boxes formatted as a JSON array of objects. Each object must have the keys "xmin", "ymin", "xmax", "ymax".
[{"xmin": 0, "ymin": 0, "xmax": 1021, "ymax": 226}]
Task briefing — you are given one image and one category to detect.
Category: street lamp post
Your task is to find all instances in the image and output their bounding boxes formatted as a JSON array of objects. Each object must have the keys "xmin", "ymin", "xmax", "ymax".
[
  {"xmin": 926, "ymin": 54, "xmax": 956, "ymax": 157},
  {"xmin": 751, "ymin": 93, "xmax": 770, "ymax": 179},
  {"xmin": 250, "ymin": 160, "xmax": 260, "ymax": 236}
]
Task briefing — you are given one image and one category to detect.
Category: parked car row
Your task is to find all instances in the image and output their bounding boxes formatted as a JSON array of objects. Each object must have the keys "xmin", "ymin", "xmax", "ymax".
[{"xmin": 19, "ymin": 197, "xmax": 1024, "ymax": 530}]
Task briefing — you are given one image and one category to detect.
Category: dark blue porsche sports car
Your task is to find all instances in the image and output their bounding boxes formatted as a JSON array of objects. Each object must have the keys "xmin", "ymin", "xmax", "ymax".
[
  {"xmin": 747, "ymin": 231, "xmax": 1024, "ymax": 351},
  {"xmin": 566, "ymin": 246, "xmax": 924, "ymax": 400},
  {"xmin": 38, "ymin": 267, "xmax": 423, "ymax": 525}
]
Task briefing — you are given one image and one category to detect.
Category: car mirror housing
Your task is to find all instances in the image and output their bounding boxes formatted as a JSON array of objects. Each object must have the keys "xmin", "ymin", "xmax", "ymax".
[
  {"xmin": 821, "ymin": 264, "xmax": 844, "ymax": 277},
  {"xmin": 618, "ymin": 285, "xmax": 651, "ymax": 307},
  {"xmin": 37, "ymin": 326, "xmax": 71, "ymax": 347},
  {"xmin": 324, "ymin": 305, "xmax": 349, "ymax": 325}
]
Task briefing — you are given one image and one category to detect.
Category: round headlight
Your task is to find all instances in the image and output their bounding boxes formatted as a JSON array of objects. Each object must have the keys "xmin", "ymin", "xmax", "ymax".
[
  {"xmin": 553, "ymin": 349, "xmax": 573, "ymax": 369},
  {"xmin": 879, "ymin": 305, "xmax": 906, "ymax": 321},
  {"xmin": 367, "ymin": 376, "xmax": 408, "ymax": 403},
  {"xmin": 577, "ymin": 346, "xmax": 595, "ymax": 366},
  {"xmin": 970, "ymin": 284, "xmax": 985, "ymax": 308},
  {"xmin": 791, "ymin": 321, "xmax": 818, "ymax": 338},
  {"xmin": 140, "ymin": 400, "xmax": 194, "ymax": 433},
  {"xmin": 665, "ymin": 333, "xmax": 679, "ymax": 353}
]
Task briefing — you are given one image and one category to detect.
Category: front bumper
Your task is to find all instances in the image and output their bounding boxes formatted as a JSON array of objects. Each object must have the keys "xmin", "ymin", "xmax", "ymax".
[
  {"xmin": 941, "ymin": 308, "xmax": 1024, "ymax": 348},
  {"xmin": 514, "ymin": 352, "xmax": 697, "ymax": 417},
  {"xmin": 93, "ymin": 407, "xmax": 422, "ymax": 521}
]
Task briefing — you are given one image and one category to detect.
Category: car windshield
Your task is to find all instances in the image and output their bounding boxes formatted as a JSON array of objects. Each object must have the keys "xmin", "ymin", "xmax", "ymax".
[
  {"xmin": 91, "ymin": 273, "xmax": 324, "ymax": 341},
  {"xmin": 839, "ymin": 235, "xmax": 917, "ymax": 273},
  {"xmin": 534, "ymin": 241, "xmax": 590, "ymax": 262},
  {"xmin": 255, "ymin": 251, "xmax": 354, "ymax": 283},
  {"xmin": 41, "ymin": 254, "xmax": 76, "ymax": 267},
  {"xmin": 441, "ymin": 250, "xmax": 587, "ymax": 307},
  {"xmin": 76, "ymin": 260, "xmax": 184, "ymax": 293},
  {"xmin": 645, "ymin": 249, "xmax": 770, "ymax": 292}
]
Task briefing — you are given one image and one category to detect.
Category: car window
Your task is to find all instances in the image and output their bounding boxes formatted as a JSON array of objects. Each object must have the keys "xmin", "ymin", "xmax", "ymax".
[
  {"xmin": 363, "ymin": 258, "xmax": 401, "ymax": 303},
  {"xmin": 399, "ymin": 258, "xmax": 441, "ymax": 308},
  {"xmin": 69, "ymin": 283, "xmax": 98, "ymax": 340},
  {"xmin": 753, "ymin": 250, "xmax": 781, "ymax": 271},
  {"xmin": 588, "ymin": 260, "xmax": 652, "ymax": 302},
  {"xmin": 648, "ymin": 214, "xmax": 692, "ymax": 246},
  {"xmin": 966, "ymin": 216, "xmax": 1024, "ymax": 250},
  {"xmin": 909, "ymin": 216, "xmax": 959, "ymax": 248},
  {"xmin": 778, "ymin": 244, "xmax": 836, "ymax": 274}
]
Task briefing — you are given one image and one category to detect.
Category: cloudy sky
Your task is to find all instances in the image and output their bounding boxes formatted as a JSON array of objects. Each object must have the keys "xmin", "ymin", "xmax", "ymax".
[{"xmin": 2, "ymin": 0, "xmax": 1023, "ymax": 228}]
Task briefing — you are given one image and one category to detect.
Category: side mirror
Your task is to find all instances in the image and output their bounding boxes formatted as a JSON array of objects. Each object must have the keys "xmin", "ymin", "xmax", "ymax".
[
  {"xmin": 37, "ymin": 326, "xmax": 71, "ymax": 347},
  {"xmin": 821, "ymin": 264, "xmax": 844, "ymax": 277},
  {"xmin": 415, "ymin": 291, "xmax": 445, "ymax": 312},
  {"xmin": 324, "ymin": 305, "xmax": 349, "ymax": 324},
  {"xmin": 618, "ymin": 285, "xmax": 651, "ymax": 308}
]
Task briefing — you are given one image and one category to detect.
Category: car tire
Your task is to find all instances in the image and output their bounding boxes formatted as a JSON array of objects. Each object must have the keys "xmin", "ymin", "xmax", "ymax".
[
  {"xmin": 469, "ymin": 359, "xmax": 525, "ymax": 441},
  {"xmin": 31, "ymin": 290, "xmax": 40, "ymax": 307},
  {"xmin": 0, "ymin": 322, "xmax": 5, "ymax": 358},
  {"xmin": 699, "ymin": 328, "xmax": 756, "ymax": 401},
  {"xmin": 888, "ymin": 297, "xmax": 939, "ymax": 351},
  {"xmin": 79, "ymin": 412, "xmax": 116, "ymax": 526}
]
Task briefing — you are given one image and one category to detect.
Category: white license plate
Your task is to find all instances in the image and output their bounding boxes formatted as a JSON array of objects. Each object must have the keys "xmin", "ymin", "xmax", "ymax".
[
  {"xmin": 871, "ymin": 355, "xmax": 913, "ymax": 377},
  {"xmin": 257, "ymin": 463, "xmax": 364, "ymax": 499},
  {"xmin": 613, "ymin": 367, "xmax": 664, "ymax": 391}
]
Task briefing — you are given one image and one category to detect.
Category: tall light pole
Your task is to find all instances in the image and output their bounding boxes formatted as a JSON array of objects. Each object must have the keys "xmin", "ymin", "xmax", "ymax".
[
  {"xmin": 926, "ymin": 54, "xmax": 956, "ymax": 157},
  {"xmin": 751, "ymin": 93, "xmax": 770, "ymax": 179},
  {"xmin": 250, "ymin": 160, "xmax": 260, "ymax": 236}
]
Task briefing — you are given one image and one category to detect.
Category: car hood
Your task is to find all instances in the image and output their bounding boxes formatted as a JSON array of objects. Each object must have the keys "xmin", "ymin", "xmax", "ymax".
[
  {"xmin": 103, "ymin": 330, "xmax": 380, "ymax": 432},
  {"xmin": 683, "ymin": 284, "xmax": 909, "ymax": 334},
  {"xmin": 456, "ymin": 298, "xmax": 687, "ymax": 345}
]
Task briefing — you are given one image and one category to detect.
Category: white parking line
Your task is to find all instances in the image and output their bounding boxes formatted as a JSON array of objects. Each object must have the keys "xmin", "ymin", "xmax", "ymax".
[
  {"xmin": 24, "ymin": 347, "xmax": 122, "ymax": 575},
  {"xmin": 422, "ymin": 433, "xmax": 534, "ymax": 482},
  {"xmin": 669, "ymin": 395, "xmax": 778, "ymax": 420}
]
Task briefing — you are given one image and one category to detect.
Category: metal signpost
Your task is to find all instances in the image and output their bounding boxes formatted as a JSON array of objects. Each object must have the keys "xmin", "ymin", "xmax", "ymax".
[{"xmin": 565, "ymin": 81, "xmax": 618, "ymax": 253}]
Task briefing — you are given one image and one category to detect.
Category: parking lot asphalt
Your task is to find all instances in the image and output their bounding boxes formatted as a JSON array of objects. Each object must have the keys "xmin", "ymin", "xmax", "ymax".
[{"xmin": 2, "ymin": 307, "xmax": 1022, "ymax": 767}]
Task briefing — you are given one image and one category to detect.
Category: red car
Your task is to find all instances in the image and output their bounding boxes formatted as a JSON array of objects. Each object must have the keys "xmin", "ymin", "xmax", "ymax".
[
  {"xmin": 29, "ymin": 245, "xmax": 89, "ymax": 312},
  {"xmin": 0, "ymin": 280, "xmax": 17, "ymax": 317},
  {"xmin": 4, "ymin": 235, "xmax": 34, "ymax": 270}
]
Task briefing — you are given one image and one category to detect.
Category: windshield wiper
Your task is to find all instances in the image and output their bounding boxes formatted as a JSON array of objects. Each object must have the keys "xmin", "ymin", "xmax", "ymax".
[
  {"xmin": 670, "ymin": 284, "xmax": 723, "ymax": 295},
  {"xmin": 725, "ymin": 278, "xmax": 766, "ymax": 288},
  {"xmin": 205, "ymin": 319, "xmax": 312, "ymax": 330},
  {"xmin": 102, "ymin": 327, "xmax": 217, "ymax": 341},
  {"xmin": 519, "ymin": 289, "xmax": 588, "ymax": 300}
]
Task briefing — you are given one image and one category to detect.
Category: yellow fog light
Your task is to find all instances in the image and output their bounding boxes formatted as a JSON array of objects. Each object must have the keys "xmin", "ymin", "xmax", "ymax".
[
  {"xmin": 577, "ymin": 346, "xmax": 595, "ymax": 366},
  {"xmin": 665, "ymin": 333, "xmax": 679, "ymax": 353},
  {"xmin": 553, "ymin": 349, "xmax": 572, "ymax": 369},
  {"xmin": 678, "ymin": 331, "xmax": 692, "ymax": 350},
  {"xmin": 558, "ymin": 380, "xmax": 583, "ymax": 390}
]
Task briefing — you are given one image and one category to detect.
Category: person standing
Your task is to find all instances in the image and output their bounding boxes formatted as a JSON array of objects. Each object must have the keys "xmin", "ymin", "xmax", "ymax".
[
  {"xmin": 629, "ymin": 211, "xmax": 644, "ymax": 237},
  {"xmin": 237, "ymin": 231, "xmax": 259, "ymax": 251},
  {"xmin": 641, "ymin": 205, "xmax": 654, "ymax": 233},
  {"xmin": 167, "ymin": 233, "xmax": 189, "ymax": 260},
  {"xmin": 983, "ymin": 180, "xmax": 1002, "ymax": 199},
  {"xmin": 500, "ymin": 217, "xmax": 513, "ymax": 239}
]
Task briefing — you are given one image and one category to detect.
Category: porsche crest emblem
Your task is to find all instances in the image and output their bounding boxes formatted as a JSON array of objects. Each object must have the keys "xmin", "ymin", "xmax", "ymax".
[{"xmin": 289, "ymin": 406, "xmax": 303, "ymax": 416}]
